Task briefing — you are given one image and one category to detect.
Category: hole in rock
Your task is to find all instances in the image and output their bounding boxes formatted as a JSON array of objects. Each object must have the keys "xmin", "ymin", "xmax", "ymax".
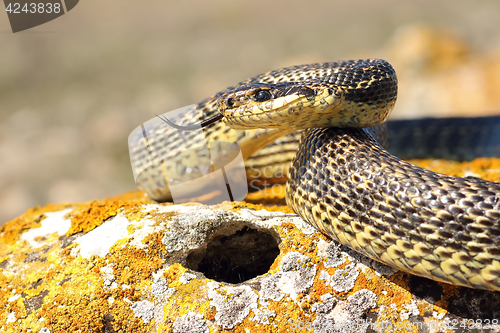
[{"xmin": 186, "ymin": 226, "xmax": 280, "ymax": 284}]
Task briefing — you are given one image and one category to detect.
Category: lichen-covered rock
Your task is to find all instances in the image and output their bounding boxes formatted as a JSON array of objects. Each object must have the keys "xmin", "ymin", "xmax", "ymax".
[{"xmin": 2, "ymin": 191, "xmax": 500, "ymax": 332}]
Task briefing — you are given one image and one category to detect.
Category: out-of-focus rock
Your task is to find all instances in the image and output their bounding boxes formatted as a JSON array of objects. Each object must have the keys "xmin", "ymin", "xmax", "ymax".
[{"xmin": 385, "ymin": 24, "xmax": 500, "ymax": 119}]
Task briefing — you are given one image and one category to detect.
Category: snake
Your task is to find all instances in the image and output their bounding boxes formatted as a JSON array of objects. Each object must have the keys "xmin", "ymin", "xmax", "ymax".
[{"xmin": 129, "ymin": 59, "xmax": 500, "ymax": 291}]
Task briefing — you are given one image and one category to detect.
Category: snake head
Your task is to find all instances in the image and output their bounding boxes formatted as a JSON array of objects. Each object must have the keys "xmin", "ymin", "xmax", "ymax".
[{"xmin": 217, "ymin": 82, "xmax": 319, "ymax": 130}]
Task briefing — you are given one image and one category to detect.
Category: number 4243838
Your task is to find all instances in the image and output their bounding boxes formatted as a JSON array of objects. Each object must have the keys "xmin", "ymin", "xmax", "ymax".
[{"xmin": 5, "ymin": 2, "xmax": 61, "ymax": 14}]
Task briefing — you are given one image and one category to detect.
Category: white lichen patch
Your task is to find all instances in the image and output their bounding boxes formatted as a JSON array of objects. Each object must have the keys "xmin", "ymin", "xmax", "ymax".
[
  {"xmin": 311, "ymin": 293, "xmax": 337, "ymax": 314},
  {"xmin": 6, "ymin": 311, "xmax": 16, "ymax": 324},
  {"xmin": 20, "ymin": 208, "xmax": 73, "ymax": 246},
  {"xmin": 172, "ymin": 311, "xmax": 209, "ymax": 333},
  {"xmin": 151, "ymin": 278, "xmax": 168, "ymax": 295},
  {"xmin": 346, "ymin": 289, "xmax": 378, "ymax": 316},
  {"xmin": 249, "ymin": 298, "xmax": 276, "ymax": 325},
  {"xmin": 250, "ymin": 306, "xmax": 276, "ymax": 325},
  {"xmin": 100, "ymin": 263, "xmax": 116, "ymax": 289},
  {"xmin": 260, "ymin": 252, "xmax": 317, "ymax": 303},
  {"xmin": 317, "ymin": 240, "xmax": 347, "ymax": 268},
  {"xmin": 318, "ymin": 270, "xmax": 331, "ymax": 283},
  {"xmin": 288, "ymin": 216, "xmax": 318, "ymax": 235},
  {"xmin": 161, "ymin": 209, "xmax": 229, "ymax": 252},
  {"xmin": 313, "ymin": 289, "xmax": 378, "ymax": 333},
  {"xmin": 74, "ymin": 214, "xmax": 131, "ymax": 258},
  {"xmin": 207, "ymin": 281, "xmax": 258, "ymax": 329},
  {"xmin": 8, "ymin": 294, "xmax": 20, "ymax": 302},
  {"xmin": 131, "ymin": 300, "xmax": 155, "ymax": 324},
  {"xmin": 330, "ymin": 263, "xmax": 360, "ymax": 293},
  {"xmin": 277, "ymin": 252, "xmax": 317, "ymax": 300},
  {"xmin": 179, "ymin": 272, "xmax": 197, "ymax": 284},
  {"xmin": 400, "ymin": 300, "xmax": 419, "ymax": 321},
  {"xmin": 260, "ymin": 273, "xmax": 285, "ymax": 302}
]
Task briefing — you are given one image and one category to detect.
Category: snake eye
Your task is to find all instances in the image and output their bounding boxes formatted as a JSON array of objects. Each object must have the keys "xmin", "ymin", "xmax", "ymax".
[
  {"xmin": 225, "ymin": 97, "xmax": 235, "ymax": 108},
  {"xmin": 254, "ymin": 90, "xmax": 273, "ymax": 102}
]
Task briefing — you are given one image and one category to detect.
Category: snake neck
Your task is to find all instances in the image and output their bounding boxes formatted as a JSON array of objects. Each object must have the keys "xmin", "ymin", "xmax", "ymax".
[{"xmin": 286, "ymin": 127, "xmax": 500, "ymax": 290}]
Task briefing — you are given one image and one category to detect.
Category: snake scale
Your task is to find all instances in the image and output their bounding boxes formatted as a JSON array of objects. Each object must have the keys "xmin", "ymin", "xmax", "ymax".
[{"xmin": 130, "ymin": 59, "xmax": 500, "ymax": 291}]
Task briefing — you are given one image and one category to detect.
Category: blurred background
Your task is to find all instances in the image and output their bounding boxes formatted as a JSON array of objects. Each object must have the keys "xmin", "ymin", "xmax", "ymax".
[{"xmin": 1, "ymin": 0, "xmax": 500, "ymax": 224}]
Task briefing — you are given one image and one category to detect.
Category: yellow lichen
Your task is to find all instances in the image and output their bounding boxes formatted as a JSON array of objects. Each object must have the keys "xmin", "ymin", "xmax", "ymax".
[
  {"xmin": 0, "ymin": 203, "xmax": 70, "ymax": 244},
  {"xmin": 164, "ymin": 263, "xmax": 188, "ymax": 288},
  {"xmin": 63, "ymin": 191, "xmax": 153, "ymax": 236},
  {"xmin": 409, "ymin": 157, "xmax": 500, "ymax": 182},
  {"xmin": 231, "ymin": 200, "xmax": 295, "ymax": 214}
]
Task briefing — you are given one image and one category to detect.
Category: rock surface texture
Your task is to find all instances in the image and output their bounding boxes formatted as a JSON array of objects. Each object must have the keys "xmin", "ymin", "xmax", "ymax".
[{"xmin": 2, "ymin": 190, "xmax": 500, "ymax": 332}]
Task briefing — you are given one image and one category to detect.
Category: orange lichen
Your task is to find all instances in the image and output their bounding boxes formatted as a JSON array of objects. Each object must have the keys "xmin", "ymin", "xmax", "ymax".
[
  {"xmin": 265, "ymin": 296, "xmax": 305, "ymax": 331},
  {"xmin": 65, "ymin": 193, "xmax": 151, "ymax": 236},
  {"xmin": 0, "ymin": 203, "xmax": 71, "ymax": 244},
  {"xmin": 0, "ymin": 209, "xmax": 172, "ymax": 330},
  {"xmin": 108, "ymin": 238, "xmax": 165, "ymax": 285},
  {"xmin": 141, "ymin": 231, "xmax": 166, "ymax": 256},
  {"xmin": 231, "ymin": 200, "xmax": 295, "ymax": 214},
  {"xmin": 409, "ymin": 157, "xmax": 500, "ymax": 181}
]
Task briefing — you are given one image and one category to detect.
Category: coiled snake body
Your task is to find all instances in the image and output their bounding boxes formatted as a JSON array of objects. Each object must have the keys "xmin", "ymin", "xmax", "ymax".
[{"xmin": 132, "ymin": 59, "xmax": 500, "ymax": 291}]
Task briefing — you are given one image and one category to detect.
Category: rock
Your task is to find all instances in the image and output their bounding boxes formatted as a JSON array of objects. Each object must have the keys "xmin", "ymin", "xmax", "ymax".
[
  {"xmin": 2, "ymin": 191, "xmax": 500, "ymax": 332},
  {"xmin": 386, "ymin": 24, "xmax": 500, "ymax": 120}
]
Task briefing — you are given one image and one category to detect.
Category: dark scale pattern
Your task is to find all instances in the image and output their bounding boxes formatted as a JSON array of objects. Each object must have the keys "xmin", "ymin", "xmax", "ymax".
[
  {"xmin": 321, "ymin": 59, "xmax": 398, "ymax": 107},
  {"xmin": 287, "ymin": 127, "xmax": 500, "ymax": 291}
]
